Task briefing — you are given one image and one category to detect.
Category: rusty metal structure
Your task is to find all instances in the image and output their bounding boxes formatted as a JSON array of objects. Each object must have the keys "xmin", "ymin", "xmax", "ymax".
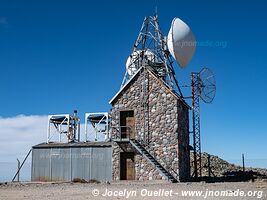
[
  {"xmin": 191, "ymin": 68, "xmax": 216, "ymax": 179},
  {"xmin": 191, "ymin": 72, "xmax": 202, "ymax": 178}
]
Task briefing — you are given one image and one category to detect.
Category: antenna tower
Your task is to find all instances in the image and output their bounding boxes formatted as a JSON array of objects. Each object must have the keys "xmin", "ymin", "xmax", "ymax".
[
  {"xmin": 122, "ymin": 15, "xmax": 183, "ymax": 97},
  {"xmin": 191, "ymin": 68, "xmax": 216, "ymax": 179}
]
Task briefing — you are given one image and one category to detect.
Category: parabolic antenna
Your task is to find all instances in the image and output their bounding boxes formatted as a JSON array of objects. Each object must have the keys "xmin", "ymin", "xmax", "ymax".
[
  {"xmin": 198, "ymin": 67, "xmax": 216, "ymax": 103},
  {"xmin": 167, "ymin": 17, "xmax": 196, "ymax": 68},
  {"xmin": 126, "ymin": 49, "xmax": 156, "ymax": 76}
]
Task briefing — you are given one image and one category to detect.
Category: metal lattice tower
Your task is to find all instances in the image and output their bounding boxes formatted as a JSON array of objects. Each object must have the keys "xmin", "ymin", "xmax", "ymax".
[
  {"xmin": 191, "ymin": 72, "xmax": 202, "ymax": 178},
  {"xmin": 121, "ymin": 15, "xmax": 183, "ymax": 98},
  {"xmin": 191, "ymin": 68, "xmax": 216, "ymax": 179}
]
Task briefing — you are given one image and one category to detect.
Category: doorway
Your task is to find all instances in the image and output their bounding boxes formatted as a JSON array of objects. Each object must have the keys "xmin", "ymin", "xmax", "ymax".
[
  {"xmin": 120, "ymin": 152, "xmax": 135, "ymax": 180},
  {"xmin": 120, "ymin": 110, "xmax": 135, "ymax": 139}
]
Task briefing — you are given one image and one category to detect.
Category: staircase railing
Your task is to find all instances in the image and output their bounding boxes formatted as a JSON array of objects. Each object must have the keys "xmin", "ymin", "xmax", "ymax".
[
  {"xmin": 110, "ymin": 126, "xmax": 134, "ymax": 139},
  {"xmin": 129, "ymin": 139, "xmax": 178, "ymax": 182},
  {"xmin": 170, "ymin": 167, "xmax": 179, "ymax": 180}
]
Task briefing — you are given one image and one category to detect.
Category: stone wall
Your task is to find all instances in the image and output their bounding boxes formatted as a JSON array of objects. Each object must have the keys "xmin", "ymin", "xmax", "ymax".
[
  {"xmin": 110, "ymin": 68, "xmax": 190, "ymax": 181},
  {"xmin": 177, "ymin": 103, "xmax": 190, "ymax": 181},
  {"xmin": 112, "ymin": 142, "xmax": 164, "ymax": 181}
]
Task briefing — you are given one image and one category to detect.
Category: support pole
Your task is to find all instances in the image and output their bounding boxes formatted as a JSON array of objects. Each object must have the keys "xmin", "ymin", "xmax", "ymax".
[
  {"xmin": 12, "ymin": 149, "xmax": 32, "ymax": 182},
  {"xmin": 192, "ymin": 72, "xmax": 202, "ymax": 179},
  {"xmin": 242, "ymin": 153, "xmax": 245, "ymax": 172},
  {"xmin": 192, "ymin": 73, "xmax": 197, "ymax": 179},
  {"xmin": 208, "ymin": 154, "xmax": 211, "ymax": 177},
  {"xmin": 16, "ymin": 159, "xmax": 20, "ymax": 182},
  {"xmin": 73, "ymin": 110, "xmax": 77, "ymax": 142},
  {"xmin": 47, "ymin": 116, "xmax": 50, "ymax": 143},
  {"xmin": 85, "ymin": 114, "xmax": 88, "ymax": 142}
]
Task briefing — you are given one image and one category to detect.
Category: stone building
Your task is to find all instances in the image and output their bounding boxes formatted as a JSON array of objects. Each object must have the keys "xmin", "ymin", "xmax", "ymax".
[{"xmin": 109, "ymin": 67, "xmax": 190, "ymax": 182}]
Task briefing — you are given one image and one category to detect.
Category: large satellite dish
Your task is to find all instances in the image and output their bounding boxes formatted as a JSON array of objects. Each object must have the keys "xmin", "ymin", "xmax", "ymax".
[
  {"xmin": 126, "ymin": 49, "xmax": 156, "ymax": 76},
  {"xmin": 167, "ymin": 17, "xmax": 196, "ymax": 68}
]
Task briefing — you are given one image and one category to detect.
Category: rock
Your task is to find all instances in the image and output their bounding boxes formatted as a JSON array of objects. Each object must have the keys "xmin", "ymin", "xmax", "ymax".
[
  {"xmin": 163, "ymin": 139, "xmax": 168, "ymax": 145},
  {"xmin": 191, "ymin": 152, "xmax": 267, "ymax": 178},
  {"xmin": 152, "ymin": 132, "xmax": 158, "ymax": 136}
]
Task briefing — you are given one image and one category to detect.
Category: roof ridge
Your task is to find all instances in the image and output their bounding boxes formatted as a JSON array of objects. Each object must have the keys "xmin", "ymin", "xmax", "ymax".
[{"xmin": 109, "ymin": 67, "xmax": 190, "ymax": 109}]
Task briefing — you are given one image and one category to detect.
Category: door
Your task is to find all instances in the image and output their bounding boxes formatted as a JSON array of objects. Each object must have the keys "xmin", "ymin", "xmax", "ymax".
[
  {"xmin": 120, "ymin": 110, "xmax": 134, "ymax": 138},
  {"xmin": 126, "ymin": 117, "xmax": 135, "ymax": 139},
  {"xmin": 120, "ymin": 152, "xmax": 135, "ymax": 180}
]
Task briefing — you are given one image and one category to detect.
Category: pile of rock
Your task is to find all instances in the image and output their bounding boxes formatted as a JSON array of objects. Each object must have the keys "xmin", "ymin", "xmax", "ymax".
[{"xmin": 190, "ymin": 152, "xmax": 267, "ymax": 178}]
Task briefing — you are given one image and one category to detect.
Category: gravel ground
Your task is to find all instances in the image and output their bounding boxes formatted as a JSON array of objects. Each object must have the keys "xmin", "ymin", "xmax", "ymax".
[{"xmin": 0, "ymin": 180, "xmax": 266, "ymax": 200}]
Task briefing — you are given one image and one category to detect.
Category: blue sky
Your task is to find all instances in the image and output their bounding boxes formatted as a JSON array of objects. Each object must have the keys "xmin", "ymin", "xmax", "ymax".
[{"xmin": 0, "ymin": 0, "xmax": 266, "ymax": 170}]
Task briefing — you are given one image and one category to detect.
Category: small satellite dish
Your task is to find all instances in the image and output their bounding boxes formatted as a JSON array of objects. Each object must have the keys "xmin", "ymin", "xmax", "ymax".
[
  {"xmin": 198, "ymin": 67, "xmax": 216, "ymax": 103},
  {"xmin": 167, "ymin": 17, "xmax": 196, "ymax": 68},
  {"xmin": 126, "ymin": 49, "xmax": 156, "ymax": 76}
]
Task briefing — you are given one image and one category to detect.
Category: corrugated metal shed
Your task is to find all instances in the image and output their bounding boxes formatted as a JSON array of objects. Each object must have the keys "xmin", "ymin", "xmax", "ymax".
[{"xmin": 31, "ymin": 142, "xmax": 112, "ymax": 182}]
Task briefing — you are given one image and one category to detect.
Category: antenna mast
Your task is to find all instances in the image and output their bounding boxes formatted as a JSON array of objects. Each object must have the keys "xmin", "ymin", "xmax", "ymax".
[
  {"xmin": 191, "ymin": 68, "xmax": 216, "ymax": 179},
  {"xmin": 191, "ymin": 72, "xmax": 202, "ymax": 179},
  {"xmin": 122, "ymin": 15, "xmax": 183, "ymax": 97}
]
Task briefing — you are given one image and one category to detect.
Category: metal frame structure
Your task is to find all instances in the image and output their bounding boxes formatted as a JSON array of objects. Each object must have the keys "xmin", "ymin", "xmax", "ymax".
[
  {"xmin": 47, "ymin": 112, "xmax": 80, "ymax": 143},
  {"xmin": 120, "ymin": 15, "xmax": 185, "ymax": 146},
  {"xmin": 85, "ymin": 112, "xmax": 110, "ymax": 142},
  {"xmin": 191, "ymin": 68, "xmax": 216, "ymax": 179},
  {"xmin": 191, "ymin": 72, "xmax": 202, "ymax": 178},
  {"xmin": 121, "ymin": 15, "xmax": 183, "ymax": 98}
]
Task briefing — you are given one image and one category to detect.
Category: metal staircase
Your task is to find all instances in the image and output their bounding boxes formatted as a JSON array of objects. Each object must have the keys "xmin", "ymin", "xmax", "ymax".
[{"xmin": 129, "ymin": 139, "xmax": 178, "ymax": 183}]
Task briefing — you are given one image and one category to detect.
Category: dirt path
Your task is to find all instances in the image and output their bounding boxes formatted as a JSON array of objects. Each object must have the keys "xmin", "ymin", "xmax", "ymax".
[{"xmin": 0, "ymin": 180, "xmax": 266, "ymax": 200}]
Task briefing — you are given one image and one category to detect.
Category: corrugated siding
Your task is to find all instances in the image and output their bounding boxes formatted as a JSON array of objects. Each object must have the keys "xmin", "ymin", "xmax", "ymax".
[
  {"xmin": 32, "ymin": 146, "xmax": 112, "ymax": 182},
  {"xmin": 32, "ymin": 148, "xmax": 51, "ymax": 181},
  {"xmin": 90, "ymin": 147, "xmax": 112, "ymax": 181},
  {"xmin": 71, "ymin": 148, "xmax": 91, "ymax": 180}
]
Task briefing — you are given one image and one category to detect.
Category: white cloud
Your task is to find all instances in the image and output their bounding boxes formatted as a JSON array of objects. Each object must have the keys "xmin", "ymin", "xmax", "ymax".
[
  {"xmin": 0, "ymin": 115, "xmax": 106, "ymax": 163},
  {"xmin": 0, "ymin": 115, "xmax": 47, "ymax": 162}
]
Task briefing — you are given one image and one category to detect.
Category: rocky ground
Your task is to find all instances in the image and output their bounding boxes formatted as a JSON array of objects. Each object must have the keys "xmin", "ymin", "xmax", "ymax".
[
  {"xmin": 0, "ymin": 180, "xmax": 266, "ymax": 200},
  {"xmin": 191, "ymin": 153, "xmax": 267, "ymax": 179},
  {"xmin": 1, "ymin": 153, "xmax": 266, "ymax": 200}
]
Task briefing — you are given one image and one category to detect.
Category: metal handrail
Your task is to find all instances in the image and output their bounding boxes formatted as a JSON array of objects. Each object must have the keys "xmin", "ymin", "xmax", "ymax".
[
  {"xmin": 170, "ymin": 167, "xmax": 179, "ymax": 179},
  {"xmin": 110, "ymin": 126, "xmax": 134, "ymax": 139}
]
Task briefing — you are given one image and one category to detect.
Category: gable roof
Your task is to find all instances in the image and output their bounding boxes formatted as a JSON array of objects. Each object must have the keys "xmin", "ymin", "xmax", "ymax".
[
  {"xmin": 109, "ymin": 67, "xmax": 143, "ymax": 104},
  {"xmin": 109, "ymin": 67, "xmax": 190, "ymax": 109}
]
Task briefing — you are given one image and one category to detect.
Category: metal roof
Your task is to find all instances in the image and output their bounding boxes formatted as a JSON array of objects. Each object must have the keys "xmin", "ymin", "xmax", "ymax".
[{"xmin": 32, "ymin": 142, "xmax": 112, "ymax": 149}]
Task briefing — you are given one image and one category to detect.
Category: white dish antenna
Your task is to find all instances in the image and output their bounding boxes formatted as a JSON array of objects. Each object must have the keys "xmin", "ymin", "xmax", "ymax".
[
  {"xmin": 167, "ymin": 17, "xmax": 196, "ymax": 68},
  {"xmin": 126, "ymin": 49, "xmax": 156, "ymax": 76}
]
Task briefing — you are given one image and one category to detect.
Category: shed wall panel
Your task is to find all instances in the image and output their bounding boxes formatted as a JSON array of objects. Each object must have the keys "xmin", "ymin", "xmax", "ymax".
[
  {"xmin": 71, "ymin": 147, "xmax": 91, "ymax": 181},
  {"xmin": 32, "ymin": 148, "xmax": 51, "ymax": 181},
  {"xmin": 90, "ymin": 147, "xmax": 112, "ymax": 181},
  {"xmin": 32, "ymin": 145, "xmax": 112, "ymax": 182},
  {"xmin": 51, "ymin": 148, "xmax": 71, "ymax": 181}
]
